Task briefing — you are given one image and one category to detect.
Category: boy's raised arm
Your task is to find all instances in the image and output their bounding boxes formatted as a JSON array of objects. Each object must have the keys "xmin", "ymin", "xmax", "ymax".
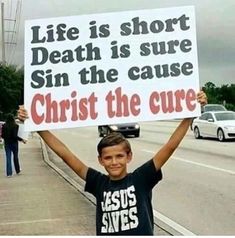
[
  {"xmin": 18, "ymin": 106, "xmax": 88, "ymax": 181},
  {"xmin": 38, "ymin": 130, "xmax": 88, "ymax": 180},
  {"xmin": 152, "ymin": 91, "xmax": 207, "ymax": 170}
]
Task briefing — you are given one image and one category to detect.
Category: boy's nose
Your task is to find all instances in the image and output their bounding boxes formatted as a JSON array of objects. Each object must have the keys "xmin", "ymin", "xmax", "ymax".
[{"xmin": 111, "ymin": 157, "xmax": 118, "ymax": 164}]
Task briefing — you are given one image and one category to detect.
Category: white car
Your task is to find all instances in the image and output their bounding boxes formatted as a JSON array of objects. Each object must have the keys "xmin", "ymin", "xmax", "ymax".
[
  {"xmin": 201, "ymin": 104, "xmax": 227, "ymax": 113},
  {"xmin": 192, "ymin": 111, "xmax": 235, "ymax": 141}
]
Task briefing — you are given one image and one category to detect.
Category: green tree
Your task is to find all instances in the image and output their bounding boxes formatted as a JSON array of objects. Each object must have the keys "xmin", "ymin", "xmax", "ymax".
[
  {"xmin": 203, "ymin": 82, "xmax": 217, "ymax": 103},
  {"xmin": 203, "ymin": 82, "xmax": 235, "ymax": 111},
  {"xmin": 0, "ymin": 63, "xmax": 24, "ymax": 120}
]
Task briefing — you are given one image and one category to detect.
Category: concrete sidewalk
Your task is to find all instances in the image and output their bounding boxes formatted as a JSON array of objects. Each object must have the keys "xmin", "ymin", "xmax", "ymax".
[
  {"xmin": 0, "ymin": 135, "xmax": 171, "ymax": 236},
  {"xmin": 0, "ymin": 135, "xmax": 96, "ymax": 235}
]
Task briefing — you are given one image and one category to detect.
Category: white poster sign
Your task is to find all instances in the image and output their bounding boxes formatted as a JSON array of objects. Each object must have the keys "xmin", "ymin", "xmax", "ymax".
[
  {"xmin": 17, "ymin": 122, "xmax": 29, "ymax": 141},
  {"xmin": 24, "ymin": 6, "xmax": 200, "ymax": 131}
]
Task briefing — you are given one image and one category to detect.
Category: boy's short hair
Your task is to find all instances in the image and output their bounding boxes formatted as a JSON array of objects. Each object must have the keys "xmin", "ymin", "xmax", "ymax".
[{"xmin": 97, "ymin": 132, "xmax": 132, "ymax": 156}]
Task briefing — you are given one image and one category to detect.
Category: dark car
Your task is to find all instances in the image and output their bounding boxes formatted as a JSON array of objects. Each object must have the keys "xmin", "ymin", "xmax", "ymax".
[{"xmin": 98, "ymin": 123, "xmax": 140, "ymax": 137}]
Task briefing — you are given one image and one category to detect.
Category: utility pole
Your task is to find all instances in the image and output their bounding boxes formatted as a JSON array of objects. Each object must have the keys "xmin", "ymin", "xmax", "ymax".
[{"xmin": 1, "ymin": 2, "xmax": 6, "ymax": 65}]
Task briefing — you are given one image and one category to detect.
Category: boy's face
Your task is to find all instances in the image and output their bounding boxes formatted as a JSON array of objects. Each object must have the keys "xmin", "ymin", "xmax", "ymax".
[{"xmin": 98, "ymin": 143, "xmax": 132, "ymax": 181}]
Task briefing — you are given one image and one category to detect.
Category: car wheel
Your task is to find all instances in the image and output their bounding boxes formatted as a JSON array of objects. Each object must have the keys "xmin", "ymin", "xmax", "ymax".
[
  {"xmin": 194, "ymin": 127, "xmax": 201, "ymax": 139},
  {"xmin": 217, "ymin": 129, "xmax": 225, "ymax": 142}
]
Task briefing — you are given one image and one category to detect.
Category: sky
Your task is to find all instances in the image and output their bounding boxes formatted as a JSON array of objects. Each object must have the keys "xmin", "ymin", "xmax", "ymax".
[{"xmin": 1, "ymin": 0, "xmax": 235, "ymax": 87}]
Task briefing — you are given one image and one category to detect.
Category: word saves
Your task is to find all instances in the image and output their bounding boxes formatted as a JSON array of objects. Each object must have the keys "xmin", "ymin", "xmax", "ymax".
[{"xmin": 100, "ymin": 186, "xmax": 139, "ymax": 233}]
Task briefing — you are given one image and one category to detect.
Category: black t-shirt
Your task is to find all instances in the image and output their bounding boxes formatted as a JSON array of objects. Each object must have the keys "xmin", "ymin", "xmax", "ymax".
[
  {"xmin": 85, "ymin": 159, "xmax": 162, "ymax": 236},
  {"xmin": 2, "ymin": 123, "xmax": 20, "ymax": 144}
]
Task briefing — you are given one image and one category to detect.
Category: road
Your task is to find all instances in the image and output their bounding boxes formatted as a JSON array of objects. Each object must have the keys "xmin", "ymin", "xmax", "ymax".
[{"xmin": 49, "ymin": 120, "xmax": 235, "ymax": 235}]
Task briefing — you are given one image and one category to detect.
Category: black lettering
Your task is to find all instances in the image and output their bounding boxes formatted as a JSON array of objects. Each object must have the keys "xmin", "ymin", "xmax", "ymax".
[
  {"xmin": 181, "ymin": 62, "xmax": 193, "ymax": 75},
  {"xmin": 132, "ymin": 17, "xmax": 148, "ymax": 35},
  {"xmin": 31, "ymin": 47, "xmax": 48, "ymax": 65},
  {"xmin": 111, "ymin": 41, "xmax": 119, "ymax": 59},
  {"xmin": 99, "ymin": 24, "xmax": 110, "ymax": 37},
  {"xmin": 46, "ymin": 25, "xmax": 55, "ymax": 42},
  {"xmin": 180, "ymin": 39, "xmax": 192, "ymax": 52},
  {"xmin": 86, "ymin": 43, "xmax": 101, "ymax": 61},
  {"xmin": 167, "ymin": 40, "xmax": 180, "ymax": 54},
  {"xmin": 165, "ymin": 18, "xmax": 178, "ymax": 32},
  {"xmin": 79, "ymin": 68, "xmax": 90, "ymax": 85},
  {"xmin": 170, "ymin": 63, "xmax": 181, "ymax": 77},
  {"xmin": 61, "ymin": 50, "xmax": 74, "ymax": 63},
  {"xmin": 31, "ymin": 70, "xmax": 45, "ymax": 88},
  {"xmin": 152, "ymin": 41, "xmax": 166, "ymax": 55},
  {"xmin": 150, "ymin": 20, "xmax": 164, "ymax": 33},
  {"xmin": 128, "ymin": 67, "xmax": 140, "ymax": 80},
  {"xmin": 49, "ymin": 50, "xmax": 61, "ymax": 64},
  {"xmin": 120, "ymin": 44, "xmax": 130, "ymax": 58},
  {"xmin": 89, "ymin": 21, "xmax": 98, "ymax": 38},
  {"xmin": 141, "ymin": 66, "xmax": 154, "ymax": 79},
  {"xmin": 178, "ymin": 14, "xmax": 190, "ymax": 31},
  {"xmin": 140, "ymin": 42, "xmax": 151, "ymax": 56},
  {"xmin": 31, "ymin": 26, "xmax": 46, "ymax": 43},
  {"xmin": 111, "ymin": 41, "xmax": 130, "ymax": 58},
  {"xmin": 120, "ymin": 22, "xmax": 132, "ymax": 36},
  {"xmin": 56, "ymin": 24, "xmax": 67, "ymax": 41},
  {"xmin": 67, "ymin": 27, "xmax": 79, "ymax": 40},
  {"xmin": 154, "ymin": 64, "xmax": 170, "ymax": 78}
]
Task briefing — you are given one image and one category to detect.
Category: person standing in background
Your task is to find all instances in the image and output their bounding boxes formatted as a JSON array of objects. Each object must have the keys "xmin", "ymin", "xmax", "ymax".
[{"xmin": 1, "ymin": 114, "xmax": 26, "ymax": 177}]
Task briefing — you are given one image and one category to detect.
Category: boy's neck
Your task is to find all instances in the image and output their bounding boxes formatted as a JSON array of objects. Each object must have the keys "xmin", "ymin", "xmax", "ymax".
[{"xmin": 108, "ymin": 173, "xmax": 128, "ymax": 181}]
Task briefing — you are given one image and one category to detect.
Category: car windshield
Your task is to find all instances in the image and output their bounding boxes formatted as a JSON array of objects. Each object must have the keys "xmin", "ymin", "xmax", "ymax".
[{"xmin": 215, "ymin": 112, "xmax": 235, "ymax": 121}]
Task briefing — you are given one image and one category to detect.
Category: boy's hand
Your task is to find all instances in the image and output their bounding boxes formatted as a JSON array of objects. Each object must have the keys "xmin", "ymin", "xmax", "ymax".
[
  {"xmin": 196, "ymin": 91, "xmax": 207, "ymax": 106},
  {"xmin": 18, "ymin": 105, "xmax": 29, "ymax": 122}
]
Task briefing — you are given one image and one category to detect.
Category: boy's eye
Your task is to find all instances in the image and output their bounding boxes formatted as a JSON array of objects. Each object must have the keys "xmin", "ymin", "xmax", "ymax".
[
  {"xmin": 102, "ymin": 154, "xmax": 125, "ymax": 161},
  {"xmin": 103, "ymin": 156, "xmax": 112, "ymax": 161},
  {"xmin": 117, "ymin": 154, "xmax": 124, "ymax": 158}
]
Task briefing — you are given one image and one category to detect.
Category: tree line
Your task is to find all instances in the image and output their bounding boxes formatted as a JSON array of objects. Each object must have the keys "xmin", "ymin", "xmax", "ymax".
[
  {"xmin": 0, "ymin": 63, "xmax": 234, "ymax": 121},
  {"xmin": 0, "ymin": 64, "xmax": 24, "ymax": 121},
  {"xmin": 203, "ymin": 82, "xmax": 235, "ymax": 111}
]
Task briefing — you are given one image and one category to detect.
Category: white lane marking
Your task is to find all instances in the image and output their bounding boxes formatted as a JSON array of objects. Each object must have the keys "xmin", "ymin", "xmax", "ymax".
[
  {"xmin": 0, "ymin": 218, "xmax": 61, "ymax": 226},
  {"xmin": 153, "ymin": 210, "xmax": 196, "ymax": 236},
  {"xmin": 142, "ymin": 149, "xmax": 235, "ymax": 175},
  {"xmin": 143, "ymin": 149, "xmax": 234, "ymax": 235}
]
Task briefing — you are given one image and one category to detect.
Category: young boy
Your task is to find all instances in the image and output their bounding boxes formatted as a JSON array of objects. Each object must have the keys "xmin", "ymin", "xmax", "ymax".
[{"xmin": 18, "ymin": 91, "xmax": 207, "ymax": 235}]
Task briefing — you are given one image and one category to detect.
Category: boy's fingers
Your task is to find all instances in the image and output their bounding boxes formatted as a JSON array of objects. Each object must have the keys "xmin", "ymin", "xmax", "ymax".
[
  {"xmin": 196, "ymin": 91, "xmax": 207, "ymax": 106},
  {"xmin": 17, "ymin": 107, "xmax": 29, "ymax": 121}
]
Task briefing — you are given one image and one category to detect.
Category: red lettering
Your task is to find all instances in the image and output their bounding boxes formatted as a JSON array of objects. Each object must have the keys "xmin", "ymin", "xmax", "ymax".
[
  {"xmin": 59, "ymin": 100, "xmax": 70, "ymax": 122},
  {"xmin": 45, "ymin": 94, "xmax": 59, "ymax": 123},
  {"xmin": 71, "ymin": 91, "xmax": 79, "ymax": 121},
  {"xmin": 149, "ymin": 92, "xmax": 160, "ymax": 114},
  {"xmin": 160, "ymin": 91, "xmax": 174, "ymax": 113},
  {"xmin": 174, "ymin": 89, "xmax": 185, "ymax": 112},
  {"xmin": 105, "ymin": 87, "xmax": 141, "ymax": 118},
  {"xmin": 186, "ymin": 89, "xmax": 196, "ymax": 111},
  {"xmin": 31, "ymin": 94, "xmax": 44, "ymax": 124},
  {"xmin": 88, "ymin": 92, "xmax": 98, "ymax": 119},
  {"xmin": 30, "ymin": 91, "xmax": 98, "ymax": 125},
  {"xmin": 106, "ymin": 91, "xmax": 116, "ymax": 118},
  {"xmin": 149, "ymin": 88, "xmax": 197, "ymax": 114},
  {"xmin": 79, "ymin": 98, "xmax": 88, "ymax": 120},
  {"xmin": 130, "ymin": 94, "xmax": 141, "ymax": 116}
]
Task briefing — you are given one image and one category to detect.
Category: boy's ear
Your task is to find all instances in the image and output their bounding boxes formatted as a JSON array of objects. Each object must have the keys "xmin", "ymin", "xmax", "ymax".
[
  {"xmin": 127, "ymin": 152, "xmax": 133, "ymax": 163},
  {"xmin": 98, "ymin": 156, "xmax": 104, "ymax": 166}
]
